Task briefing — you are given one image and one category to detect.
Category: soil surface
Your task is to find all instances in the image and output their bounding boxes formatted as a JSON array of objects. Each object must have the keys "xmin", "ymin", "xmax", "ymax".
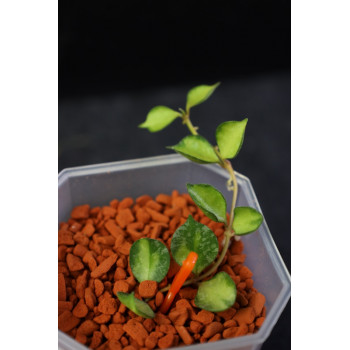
[{"xmin": 58, "ymin": 191, "xmax": 266, "ymax": 349}]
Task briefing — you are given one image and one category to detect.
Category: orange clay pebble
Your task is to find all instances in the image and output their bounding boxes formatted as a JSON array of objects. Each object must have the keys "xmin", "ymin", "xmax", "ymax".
[
  {"xmin": 93, "ymin": 314, "xmax": 111, "ymax": 324},
  {"xmin": 76, "ymin": 320, "xmax": 99, "ymax": 336},
  {"xmin": 145, "ymin": 200, "xmax": 163, "ymax": 211},
  {"xmin": 101, "ymin": 205, "xmax": 117, "ymax": 218},
  {"xmin": 58, "ymin": 310, "xmax": 80, "ymax": 332},
  {"xmin": 139, "ymin": 280, "xmax": 158, "ymax": 299},
  {"xmin": 119, "ymin": 197, "xmax": 134, "ymax": 209},
  {"xmin": 66, "ymin": 253, "xmax": 84, "ymax": 272},
  {"xmin": 249, "ymin": 292, "xmax": 266, "ymax": 316},
  {"xmin": 136, "ymin": 208, "xmax": 151, "ymax": 224},
  {"xmin": 202, "ymin": 322, "xmax": 224, "ymax": 339},
  {"xmin": 193, "ymin": 310, "xmax": 215, "ymax": 325},
  {"xmin": 75, "ymin": 270, "xmax": 88, "ymax": 299},
  {"xmin": 116, "ymin": 208, "xmax": 135, "ymax": 228},
  {"xmin": 168, "ymin": 307, "xmax": 188, "ymax": 326},
  {"xmin": 72, "ymin": 299, "xmax": 89, "ymax": 318},
  {"xmin": 84, "ymin": 287, "xmax": 96, "ymax": 310},
  {"xmin": 155, "ymin": 291, "xmax": 164, "ymax": 308},
  {"xmin": 255, "ymin": 316, "xmax": 265, "ymax": 327},
  {"xmin": 189, "ymin": 321, "xmax": 203, "ymax": 333},
  {"xmin": 158, "ymin": 333, "xmax": 174, "ymax": 349},
  {"xmin": 123, "ymin": 319, "xmax": 149, "ymax": 347},
  {"xmin": 70, "ymin": 204, "xmax": 90, "ymax": 219},
  {"xmin": 209, "ymin": 333, "xmax": 222, "ymax": 342},
  {"xmin": 90, "ymin": 331, "xmax": 103, "ymax": 349},
  {"xmin": 175, "ymin": 325, "xmax": 194, "ymax": 345},
  {"xmin": 113, "ymin": 280, "xmax": 130, "ymax": 295},
  {"xmin": 156, "ymin": 193, "xmax": 172, "ymax": 206},
  {"xmin": 90, "ymin": 253, "xmax": 118, "ymax": 278},
  {"xmin": 145, "ymin": 207, "xmax": 169, "ymax": 223},
  {"xmin": 94, "ymin": 279, "xmax": 104, "ymax": 297},
  {"xmin": 58, "ymin": 273, "xmax": 66, "ymax": 301},
  {"xmin": 58, "ymin": 301, "xmax": 73, "ymax": 315},
  {"xmin": 172, "ymin": 196, "xmax": 187, "ymax": 208},
  {"xmin": 234, "ymin": 307, "xmax": 256, "ymax": 326},
  {"xmin": 114, "ymin": 266, "xmax": 127, "ymax": 280},
  {"xmin": 145, "ymin": 334, "xmax": 158, "ymax": 349},
  {"xmin": 104, "ymin": 219, "xmax": 125, "ymax": 239},
  {"xmin": 239, "ymin": 265, "xmax": 253, "ymax": 280},
  {"xmin": 143, "ymin": 318, "xmax": 156, "ymax": 333},
  {"xmin": 81, "ymin": 223, "xmax": 95, "ymax": 237},
  {"xmin": 97, "ymin": 293, "xmax": 118, "ymax": 315},
  {"xmin": 108, "ymin": 323, "xmax": 125, "ymax": 340},
  {"xmin": 73, "ymin": 244, "xmax": 88, "ymax": 258}
]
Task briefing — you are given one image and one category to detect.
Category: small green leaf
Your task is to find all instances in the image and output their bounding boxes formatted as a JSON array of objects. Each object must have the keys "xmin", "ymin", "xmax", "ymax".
[
  {"xmin": 168, "ymin": 135, "xmax": 219, "ymax": 164},
  {"xmin": 187, "ymin": 183, "xmax": 227, "ymax": 223},
  {"xmin": 139, "ymin": 106, "xmax": 181, "ymax": 132},
  {"xmin": 216, "ymin": 119, "xmax": 248, "ymax": 159},
  {"xmin": 117, "ymin": 292, "xmax": 155, "ymax": 319},
  {"xmin": 171, "ymin": 215, "xmax": 218, "ymax": 275},
  {"xmin": 186, "ymin": 82, "xmax": 220, "ymax": 111},
  {"xmin": 130, "ymin": 238, "xmax": 170, "ymax": 282},
  {"xmin": 195, "ymin": 272, "xmax": 237, "ymax": 312},
  {"xmin": 233, "ymin": 207, "xmax": 263, "ymax": 235}
]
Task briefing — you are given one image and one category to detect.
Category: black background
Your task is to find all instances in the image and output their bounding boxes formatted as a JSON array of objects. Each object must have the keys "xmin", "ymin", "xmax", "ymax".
[{"xmin": 59, "ymin": 1, "xmax": 290, "ymax": 349}]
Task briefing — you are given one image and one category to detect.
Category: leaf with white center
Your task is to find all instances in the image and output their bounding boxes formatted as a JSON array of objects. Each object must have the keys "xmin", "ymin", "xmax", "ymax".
[
  {"xmin": 170, "ymin": 215, "xmax": 218, "ymax": 275},
  {"xmin": 233, "ymin": 206, "xmax": 263, "ymax": 235},
  {"xmin": 187, "ymin": 183, "xmax": 227, "ymax": 223},
  {"xmin": 216, "ymin": 119, "xmax": 248, "ymax": 159},
  {"xmin": 130, "ymin": 238, "xmax": 170, "ymax": 282},
  {"xmin": 194, "ymin": 272, "xmax": 237, "ymax": 312},
  {"xmin": 168, "ymin": 135, "xmax": 219, "ymax": 164}
]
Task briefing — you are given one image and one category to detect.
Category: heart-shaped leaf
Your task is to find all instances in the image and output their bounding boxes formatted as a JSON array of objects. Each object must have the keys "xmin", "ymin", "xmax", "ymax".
[
  {"xmin": 186, "ymin": 82, "xmax": 220, "ymax": 111},
  {"xmin": 130, "ymin": 238, "xmax": 170, "ymax": 282},
  {"xmin": 168, "ymin": 135, "xmax": 219, "ymax": 164},
  {"xmin": 139, "ymin": 106, "xmax": 181, "ymax": 132},
  {"xmin": 216, "ymin": 119, "xmax": 248, "ymax": 159},
  {"xmin": 117, "ymin": 292, "xmax": 155, "ymax": 319},
  {"xmin": 233, "ymin": 206, "xmax": 263, "ymax": 235},
  {"xmin": 194, "ymin": 272, "xmax": 237, "ymax": 312},
  {"xmin": 170, "ymin": 215, "xmax": 218, "ymax": 275},
  {"xmin": 187, "ymin": 183, "xmax": 227, "ymax": 223}
]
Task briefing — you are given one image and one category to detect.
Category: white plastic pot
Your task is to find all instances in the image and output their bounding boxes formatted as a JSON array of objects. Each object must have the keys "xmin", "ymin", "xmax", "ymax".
[{"xmin": 58, "ymin": 154, "xmax": 291, "ymax": 350}]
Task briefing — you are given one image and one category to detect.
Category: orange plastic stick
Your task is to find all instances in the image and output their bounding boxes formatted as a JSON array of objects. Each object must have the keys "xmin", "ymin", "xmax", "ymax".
[{"xmin": 160, "ymin": 251, "xmax": 198, "ymax": 314}]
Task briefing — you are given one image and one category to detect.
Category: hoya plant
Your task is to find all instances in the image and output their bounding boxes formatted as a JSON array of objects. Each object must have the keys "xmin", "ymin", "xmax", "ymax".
[{"xmin": 116, "ymin": 83, "xmax": 263, "ymax": 318}]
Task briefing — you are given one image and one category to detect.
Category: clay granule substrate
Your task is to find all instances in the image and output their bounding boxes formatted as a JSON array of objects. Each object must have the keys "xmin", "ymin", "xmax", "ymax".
[{"xmin": 58, "ymin": 191, "xmax": 266, "ymax": 350}]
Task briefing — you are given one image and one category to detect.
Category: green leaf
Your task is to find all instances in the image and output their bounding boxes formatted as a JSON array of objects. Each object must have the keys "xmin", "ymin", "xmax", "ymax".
[
  {"xmin": 194, "ymin": 272, "xmax": 237, "ymax": 312},
  {"xmin": 186, "ymin": 82, "xmax": 220, "ymax": 111},
  {"xmin": 139, "ymin": 106, "xmax": 181, "ymax": 132},
  {"xmin": 216, "ymin": 119, "xmax": 248, "ymax": 159},
  {"xmin": 170, "ymin": 215, "xmax": 218, "ymax": 275},
  {"xmin": 130, "ymin": 238, "xmax": 170, "ymax": 282},
  {"xmin": 233, "ymin": 207, "xmax": 263, "ymax": 235},
  {"xmin": 168, "ymin": 135, "xmax": 219, "ymax": 164},
  {"xmin": 117, "ymin": 292, "xmax": 155, "ymax": 319},
  {"xmin": 187, "ymin": 183, "xmax": 227, "ymax": 223}
]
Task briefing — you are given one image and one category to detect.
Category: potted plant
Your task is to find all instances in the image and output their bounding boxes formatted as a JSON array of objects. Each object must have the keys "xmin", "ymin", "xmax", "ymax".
[{"xmin": 58, "ymin": 83, "xmax": 290, "ymax": 350}]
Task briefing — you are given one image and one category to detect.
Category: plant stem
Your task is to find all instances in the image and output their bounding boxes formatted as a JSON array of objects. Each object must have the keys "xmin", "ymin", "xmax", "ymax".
[
  {"xmin": 160, "ymin": 111, "xmax": 239, "ymax": 294},
  {"xmin": 182, "ymin": 112, "xmax": 198, "ymax": 135}
]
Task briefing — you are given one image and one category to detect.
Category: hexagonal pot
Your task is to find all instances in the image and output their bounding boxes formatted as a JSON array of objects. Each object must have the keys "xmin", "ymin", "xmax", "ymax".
[{"xmin": 58, "ymin": 154, "xmax": 290, "ymax": 350}]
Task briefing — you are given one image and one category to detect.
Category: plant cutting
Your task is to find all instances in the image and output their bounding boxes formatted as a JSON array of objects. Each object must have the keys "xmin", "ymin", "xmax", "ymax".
[
  {"xmin": 116, "ymin": 83, "xmax": 263, "ymax": 318},
  {"xmin": 57, "ymin": 83, "xmax": 289, "ymax": 350}
]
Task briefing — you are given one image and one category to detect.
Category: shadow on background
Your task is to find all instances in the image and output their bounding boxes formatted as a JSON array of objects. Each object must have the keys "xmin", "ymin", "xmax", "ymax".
[{"xmin": 59, "ymin": 2, "xmax": 290, "ymax": 349}]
